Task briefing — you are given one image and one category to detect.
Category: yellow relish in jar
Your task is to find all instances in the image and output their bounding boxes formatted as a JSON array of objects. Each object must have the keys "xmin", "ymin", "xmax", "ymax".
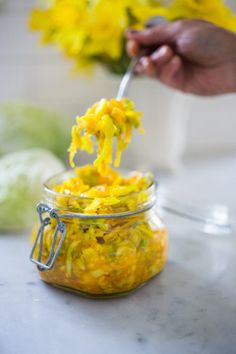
[{"xmin": 30, "ymin": 98, "xmax": 168, "ymax": 297}]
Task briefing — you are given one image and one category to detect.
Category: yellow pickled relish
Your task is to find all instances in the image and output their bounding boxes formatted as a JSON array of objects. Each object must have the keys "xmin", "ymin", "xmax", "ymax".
[
  {"xmin": 69, "ymin": 98, "xmax": 144, "ymax": 174},
  {"xmin": 38, "ymin": 215, "xmax": 168, "ymax": 295},
  {"xmin": 32, "ymin": 97, "xmax": 168, "ymax": 296},
  {"xmin": 53, "ymin": 165, "xmax": 153, "ymax": 215},
  {"xmin": 54, "ymin": 165, "xmax": 151, "ymax": 198}
]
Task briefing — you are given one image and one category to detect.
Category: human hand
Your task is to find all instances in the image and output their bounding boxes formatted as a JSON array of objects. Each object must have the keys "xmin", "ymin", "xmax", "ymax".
[{"xmin": 126, "ymin": 19, "xmax": 236, "ymax": 96}]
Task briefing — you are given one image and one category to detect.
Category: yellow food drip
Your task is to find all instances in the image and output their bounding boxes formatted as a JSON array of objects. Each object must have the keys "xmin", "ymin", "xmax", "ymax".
[{"xmin": 69, "ymin": 98, "xmax": 143, "ymax": 174}]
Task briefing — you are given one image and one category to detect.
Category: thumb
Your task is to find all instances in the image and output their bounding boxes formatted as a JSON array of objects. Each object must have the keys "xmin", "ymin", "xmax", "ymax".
[{"xmin": 126, "ymin": 24, "xmax": 176, "ymax": 47}]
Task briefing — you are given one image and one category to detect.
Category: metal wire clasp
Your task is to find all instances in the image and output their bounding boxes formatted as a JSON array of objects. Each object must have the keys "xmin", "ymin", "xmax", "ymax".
[{"xmin": 29, "ymin": 203, "xmax": 66, "ymax": 271}]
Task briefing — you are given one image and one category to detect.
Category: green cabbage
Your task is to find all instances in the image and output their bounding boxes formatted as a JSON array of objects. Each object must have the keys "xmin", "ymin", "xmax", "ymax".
[
  {"xmin": 0, "ymin": 149, "xmax": 65, "ymax": 232},
  {"xmin": 0, "ymin": 102, "xmax": 70, "ymax": 160}
]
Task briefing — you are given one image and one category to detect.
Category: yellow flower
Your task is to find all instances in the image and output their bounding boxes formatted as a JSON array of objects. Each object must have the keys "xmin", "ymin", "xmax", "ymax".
[
  {"xmin": 163, "ymin": 0, "xmax": 236, "ymax": 32},
  {"xmin": 84, "ymin": 1, "xmax": 128, "ymax": 59},
  {"xmin": 130, "ymin": 3, "xmax": 166, "ymax": 27}
]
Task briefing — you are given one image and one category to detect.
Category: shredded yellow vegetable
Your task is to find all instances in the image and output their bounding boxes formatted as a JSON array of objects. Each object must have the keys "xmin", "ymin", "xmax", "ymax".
[
  {"xmin": 69, "ymin": 98, "xmax": 143, "ymax": 173},
  {"xmin": 32, "ymin": 97, "xmax": 168, "ymax": 297},
  {"xmin": 38, "ymin": 215, "xmax": 168, "ymax": 295},
  {"xmin": 53, "ymin": 165, "xmax": 152, "ymax": 213}
]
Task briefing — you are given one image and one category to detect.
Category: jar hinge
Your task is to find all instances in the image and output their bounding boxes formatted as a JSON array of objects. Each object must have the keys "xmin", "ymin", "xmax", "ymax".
[{"xmin": 29, "ymin": 203, "xmax": 66, "ymax": 271}]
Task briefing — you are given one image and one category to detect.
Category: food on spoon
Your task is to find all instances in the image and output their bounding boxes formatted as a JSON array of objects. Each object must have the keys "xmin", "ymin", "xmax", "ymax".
[{"xmin": 69, "ymin": 98, "xmax": 143, "ymax": 173}]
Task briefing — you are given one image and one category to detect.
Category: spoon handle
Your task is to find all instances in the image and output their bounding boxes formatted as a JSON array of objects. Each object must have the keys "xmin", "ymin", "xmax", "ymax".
[
  {"xmin": 116, "ymin": 56, "xmax": 139, "ymax": 100},
  {"xmin": 116, "ymin": 16, "xmax": 167, "ymax": 100}
]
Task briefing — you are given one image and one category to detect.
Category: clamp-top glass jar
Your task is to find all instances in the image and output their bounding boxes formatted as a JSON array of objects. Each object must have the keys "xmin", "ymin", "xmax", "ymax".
[{"xmin": 30, "ymin": 170, "xmax": 168, "ymax": 298}]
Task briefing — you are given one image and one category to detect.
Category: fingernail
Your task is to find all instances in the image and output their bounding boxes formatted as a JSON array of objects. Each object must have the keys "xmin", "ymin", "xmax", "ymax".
[
  {"xmin": 159, "ymin": 46, "xmax": 168, "ymax": 55},
  {"xmin": 151, "ymin": 46, "xmax": 168, "ymax": 61},
  {"xmin": 140, "ymin": 57, "xmax": 149, "ymax": 67}
]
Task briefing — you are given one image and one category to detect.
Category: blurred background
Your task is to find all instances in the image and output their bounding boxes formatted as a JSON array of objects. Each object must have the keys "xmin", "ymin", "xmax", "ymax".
[{"xmin": 0, "ymin": 0, "xmax": 236, "ymax": 231}]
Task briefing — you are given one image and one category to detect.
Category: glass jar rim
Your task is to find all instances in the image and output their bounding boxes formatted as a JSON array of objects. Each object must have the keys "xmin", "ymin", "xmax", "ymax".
[
  {"xmin": 42, "ymin": 169, "xmax": 157, "ymax": 216},
  {"xmin": 43, "ymin": 169, "xmax": 156, "ymax": 201}
]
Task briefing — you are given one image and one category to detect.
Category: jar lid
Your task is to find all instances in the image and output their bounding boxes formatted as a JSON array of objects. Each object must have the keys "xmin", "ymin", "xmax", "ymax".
[{"xmin": 157, "ymin": 187, "xmax": 233, "ymax": 235}]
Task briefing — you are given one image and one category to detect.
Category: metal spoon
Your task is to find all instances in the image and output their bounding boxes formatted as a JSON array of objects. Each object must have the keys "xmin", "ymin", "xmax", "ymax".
[
  {"xmin": 116, "ymin": 56, "xmax": 140, "ymax": 100},
  {"xmin": 116, "ymin": 16, "xmax": 167, "ymax": 100}
]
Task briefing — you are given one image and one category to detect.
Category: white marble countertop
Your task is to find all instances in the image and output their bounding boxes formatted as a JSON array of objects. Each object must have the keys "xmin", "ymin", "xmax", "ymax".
[{"xmin": 1, "ymin": 156, "xmax": 236, "ymax": 354}]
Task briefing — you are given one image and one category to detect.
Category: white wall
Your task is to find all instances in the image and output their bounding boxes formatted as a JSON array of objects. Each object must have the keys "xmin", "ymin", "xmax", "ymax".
[
  {"xmin": 1, "ymin": 0, "xmax": 236, "ymax": 165},
  {"xmin": 185, "ymin": 94, "xmax": 236, "ymax": 157}
]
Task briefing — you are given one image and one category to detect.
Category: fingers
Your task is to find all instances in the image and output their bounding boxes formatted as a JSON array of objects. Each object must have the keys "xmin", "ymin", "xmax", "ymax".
[
  {"xmin": 150, "ymin": 45, "xmax": 174, "ymax": 69},
  {"xmin": 135, "ymin": 45, "xmax": 174, "ymax": 75},
  {"xmin": 126, "ymin": 25, "xmax": 183, "ymax": 89},
  {"xmin": 159, "ymin": 55, "xmax": 183, "ymax": 86},
  {"xmin": 126, "ymin": 25, "xmax": 173, "ymax": 47},
  {"xmin": 126, "ymin": 39, "xmax": 139, "ymax": 57},
  {"xmin": 136, "ymin": 57, "xmax": 156, "ymax": 76},
  {"xmin": 134, "ymin": 45, "xmax": 183, "ymax": 88}
]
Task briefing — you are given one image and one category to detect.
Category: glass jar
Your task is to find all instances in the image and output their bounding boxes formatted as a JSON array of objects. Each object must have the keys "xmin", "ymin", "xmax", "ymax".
[{"xmin": 30, "ymin": 171, "xmax": 168, "ymax": 298}]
